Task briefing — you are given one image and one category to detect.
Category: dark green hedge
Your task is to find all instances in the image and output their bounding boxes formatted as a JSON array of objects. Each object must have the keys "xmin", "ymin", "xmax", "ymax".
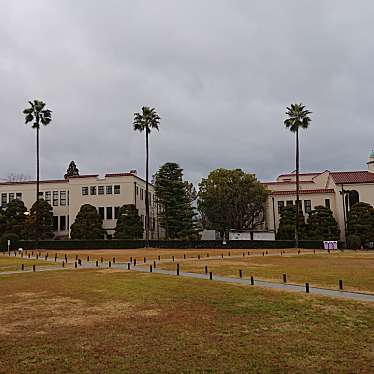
[{"xmin": 12, "ymin": 239, "xmax": 330, "ymax": 250}]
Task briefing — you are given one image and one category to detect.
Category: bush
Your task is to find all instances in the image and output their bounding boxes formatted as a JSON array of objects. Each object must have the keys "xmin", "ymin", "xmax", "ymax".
[
  {"xmin": 346, "ymin": 235, "xmax": 361, "ymax": 249},
  {"xmin": 0, "ymin": 233, "xmax": 20, "ymax": 251}
]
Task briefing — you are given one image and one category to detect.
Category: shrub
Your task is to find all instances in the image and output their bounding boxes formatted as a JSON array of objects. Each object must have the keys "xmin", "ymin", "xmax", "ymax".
[
  {"xmin": 346, "ymin": 235, "xmax": 361, "ymax": 249},
  {"xmin": 0, "ymin": 233, "xmax": 20, "ymax": 251}
]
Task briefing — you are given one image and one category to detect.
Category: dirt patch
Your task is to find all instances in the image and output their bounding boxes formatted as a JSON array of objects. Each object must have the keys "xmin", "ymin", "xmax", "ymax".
[{"xmin": 96, "ymin": 269, "xmax": 125, "ymax": 274}]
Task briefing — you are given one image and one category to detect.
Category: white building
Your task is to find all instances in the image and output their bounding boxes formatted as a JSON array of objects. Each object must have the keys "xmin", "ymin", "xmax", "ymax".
[{"xmin": 0, "ymin": 171, "xmax": 160, "ymax": 239}]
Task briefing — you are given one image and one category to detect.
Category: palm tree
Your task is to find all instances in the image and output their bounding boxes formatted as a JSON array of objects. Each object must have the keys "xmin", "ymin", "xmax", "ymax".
[
  {"xmin": 23, "ymin": 100, "xmax": 52, "ymax": 247},
  {"xmin": 133, "ymin": 107, "xmax": 160, "ymax": 246},
  {"xmin": 284, "ymin": 103, "xmax": 312, "ymax": 248}
]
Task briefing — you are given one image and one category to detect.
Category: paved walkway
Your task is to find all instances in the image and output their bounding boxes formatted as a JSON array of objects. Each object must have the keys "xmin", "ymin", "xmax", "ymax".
[{"xmin": 2, "ymin": 252, "xmax": 374, "ymax": 303}]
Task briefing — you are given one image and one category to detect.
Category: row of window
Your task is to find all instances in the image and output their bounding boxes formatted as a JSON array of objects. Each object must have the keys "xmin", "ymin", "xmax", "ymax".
[
  {"xmin": 277, "ymin": 198, "xmax": 330, "ymax": 214},
  {"xmin": 1, "ymin": 192, "xmax": 23, "ymax": 207},
  {"xmin": 1, "ymin": 191, "xmax": 69, "ymax": 208},
  {"xmin": 135, "ymin": 186, "xmax": 156, "ymax": 206},
  {"xmin": 39, "ymin": 191, "xmax": 68, "ymax": 206},
  {"xmin": 98, "ymin": 206, "xmax": 120, "ymax": 220},
  {"xmin": 82, "ymin": 185, "xmax": 121, "ymax": 196}
]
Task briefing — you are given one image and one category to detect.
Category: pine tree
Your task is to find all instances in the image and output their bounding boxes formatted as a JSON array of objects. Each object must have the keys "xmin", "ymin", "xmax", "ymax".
[
  {"xmin": 347, "ymin": 202, "xmax": 374, "ymax": 245},
  {"xmin": 64, "ymin": 161, "xmax": 79, "ymax": 179},
  {"xmin": 306, "ymin": 206, "xmax": 340, "ymax": 240},
  {"xmin": 27, "ymin": 199, "xmax": 54, "ymax": 240},
  {"xmin": 277, "ymin": 205, "xmax": 306, "ymax": 240},
  {"xmin": 70, "ymin": 204, "xmax": 105, "ymax": 240},
  {"xmin": 155, "ymin": 163, "xmax": 197, "ymax": 239},
  {"xmin": 114, "ymin": 205, "xmax": 144, "ymax": 239},
  {"xmin": 3, "ymin": 199, "xmax": 28, "ymax": 239}
]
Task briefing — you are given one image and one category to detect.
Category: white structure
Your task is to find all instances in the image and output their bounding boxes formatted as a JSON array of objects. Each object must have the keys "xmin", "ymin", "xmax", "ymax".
[
  {"xmin": 0, "ymin": 171, "xmax": 160, "ymax": 239},
  {"xmin": 263, "ymin": 153, "xmax": 374, "ymax": 240}
]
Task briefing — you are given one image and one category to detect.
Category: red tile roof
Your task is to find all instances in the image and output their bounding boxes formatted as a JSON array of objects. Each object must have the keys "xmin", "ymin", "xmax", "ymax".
[
  {"xmin": 330, "ymin": 171, "xmax": 374, "ymax": 184},
  {"xmin": 278, "ymin": 172, "xmax": 321, "ymax": 178},
  {"xmin": 263, "ymin": 181, "xmax": 313, "ymax": 185},
  {"xmin": 271, "ymin": 189, "xmax": 335, "ymax": 196}
]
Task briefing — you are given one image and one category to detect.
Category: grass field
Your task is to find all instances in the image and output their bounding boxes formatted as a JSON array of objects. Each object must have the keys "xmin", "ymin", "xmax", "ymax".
[
  {"xmin": 157, "ymin": 251, "xmax": 374, "ymax": 293},
  {"xmin": 0, "ymin": 255, "xmax": 58, "ymax": 273},
  {"xmin": 0, "ymin": 268, "xmax": 373, "ymax": 373}
]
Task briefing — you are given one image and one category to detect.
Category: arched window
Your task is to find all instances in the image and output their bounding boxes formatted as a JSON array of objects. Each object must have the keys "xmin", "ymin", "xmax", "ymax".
[{"xmin": 345, "ymin": 190, "xmax": 360, "ymax": 217}]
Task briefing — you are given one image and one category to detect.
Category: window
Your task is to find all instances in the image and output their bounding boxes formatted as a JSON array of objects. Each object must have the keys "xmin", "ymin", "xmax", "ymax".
[
  {"xmin": 16, "ymin": 193, "xmax": 22, "ymax": 200},
  {"xmin": 136, "ymin": 186, "xmax": 139, "ymax": 195},
  {"xmin": 152, "ymin": 217, "xmax": 156, "ymax": 230},
  {"xmin": 38, "ymin": 192, "xmax": 43, "ymax": 200},
  {"xmin": 106, "ymin": 207, "xmax": 113, "ymax": 220},
  {"xmin": 141, "ymin": 214, "xmax": 144, "ymax": 227},
  {"xmin": 1, "ymin": 193, "xmax": 7, "ymax": 207},
  {"xmin": 90, "ymin": 186, "xmax": 96, "ymax": 195},
  {"xmin": 140, "ymin": 189, "xmax": 144, "ymax": 200},
  {"xmin": 60, "ymin": 216, "xmax": 66, "ymax": 231},
  {"xmin": 304, "ymin": 200, "xmax": 312, "ymax": 214},
  {"xmin": 98, "ymin": 207, "xmax": 104, "ymax": 219},
  {"xmin": 286, "ymin": 200, "xmax": 293, "ymax": 206},
  {"xmin": 325, "ymin": 199, "xmax": 330, "ymax": 209},
  {"xmin": 98, "ymin": 186, "xmax": 104, "ymax": 195},
  {"xmin": 53, "ymin": 191, "xmax": 59, "ymax": 206},
  {"xmin": 114, "ymin": 206, "xmax": 120, "ymax": 219},
  {"xmin": 45, "ymin": 191, "xmax": 51, "ymax": 203},
  {"xmin": 82, "ymin": 187, "xmax": 88, "ymax": 196},
  {"xmin": 106, "ymin": 185, "xmax": 112, "ymax": 195},
  {"xmin": 53, "ymin": 216, "xmax": 58, "ymax": 231},
  {"xmin": 60, "ymin": 191, "xmax": 67, "ymax": 206},
  {"xmin": 9, "ymin": 193, "xmax": 15, "ymax": 202},
  {"xmin": 114, "ymin": 185, "xmax": 120, "ymax": 194},
  {"xmin": 277, "ymin": 201, "xmax": 284, "ymax": 213}
]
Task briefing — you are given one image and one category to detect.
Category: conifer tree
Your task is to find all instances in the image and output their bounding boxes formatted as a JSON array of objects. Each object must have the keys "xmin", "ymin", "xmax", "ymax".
[
  {"xmin": 27, "ymin": 199, "xmax": 54, "ymax": 240},
  {"xmin": 64, "ymin": 161, "xmax": 79, "ymax": 179},
  {"xmin": 305, "ymin": 206, "xmax": 340, "ymax": 240},
  {"xmin": 347, "ymin": 202, "xmax": 374, "ymax": 245},
  {"xmin": 114, "ymin": 204, "xmax": 144, "ymax": 239},
  {"xmin": 277, "ymin": 205, "xmax": 306, "ymax": 240},
  {"xmin": 4, "ymin": 199, "xmax": 28, "ymax": 238},
  {"xmin": 70, "ymin": 204, "xmax": 104, "ymax": 240},
  {"xmin": 155, "ymin": 162, "xmax": 197, "ymax": 239}
]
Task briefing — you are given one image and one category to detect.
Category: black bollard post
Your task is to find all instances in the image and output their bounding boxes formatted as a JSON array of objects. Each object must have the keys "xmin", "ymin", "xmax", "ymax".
[
  {"xmin": 96, "ymin": 260, "xmax": 98, "ymax": 267},
  {"xmin": 153, "ymin": 261, "xmax": 156, "ymax": 269},
  {"xmin": 75, "ymin": 255, "xmax": 78, "ymax": 261},
  {"xmin": 113, "ymin": 257, "xmax": 115, "ymax": 264},
  {"xmin": 239, "ymin": 269, "xmax": 242, "ymax": 278},
  {"xmin": 144, "ymin": 257, "xmax": 146, "ymax": 263},
  {"xmin": 87, "ymin": 256, "xmax": 90, "ymax": 262},
  {"xmin": 134, "ymin": 259, "xmax": 136, "ymax": 266},
  {"xmin": 158, "ymin": 255, "xmax": 160, "ymax": 261},
  {"xmin": 78, "ymin": 259, "xmax": 81, "ymax": 266},
  {"xmin": 209, "ymin": 271, "xmax": 212, "ymax": 280},
  {"xmin": 21, "ymin": 264, "xmax": 24, "ymax": 271},
  {"xmin": 207, "ymin": 253, "xmax": 209, "ymax": 258},
  {"xmin": 339, "ymin": 280, "xmax": 343, "ymax": 290},
  {"xmin": 281, "ymin": 251, "xmax": 283, "ymax": 255},
  {"xmin": 127, "ymin": 263, "xmax": 130, "ymax": 270},
  {"xmin": 250, "ymin": 276, "xmax": 254, "ymax": 285},
  {"xmin": 36, "ymin": 254, "xmax": 38, "ymax": 260},
  {"xmin": 266, "ymin": 251, "xmax": 268, "ymax": 255},
  {"xmin": 305, "ymin": 283, "xmax": 310, "ymax": 293},
  {"xmin": 313, "ymin": 250, "xmax": 315, "ymax": 254},
  {"xmin": 150, "ymin": 265, "xmax": 152, "ymax": 273},
  {"xmin": 54, "ymin": 255, "xmax": 57, "ymax": 262},
  {"xmin": 101, "ymin": 257, "xmax": 103, "ymax": 263},
  {"xmin": 221, "ymin": 253, "xmax": 224, "ymax": 258},
  {"xmin": 172, "ymin": 256, "xmax": 175, "ymax": 262},
  {"xmin": 32, "ymin": 251, "xmax": 34, "ymax": 256},
  {"xmin": 205, "ymin": 265, "xmax": 208, "ymax": 274},
  {"xmin": 198, "ymin": 255, "xmax": 200, "ymax": 260},
  {"xmin": 229, "ymin": 252, "xmax": 231, "ymax": 257},
  {"xmin": 283, "ymin": 274, "xmax": 287, "ymax": 283},
  {"xmin": 298, "ymin": 250, "xmax": 300, "ymax": 255},
  {"xmin": 109, "ymin": 261, "xmax": 111, "ymax": 268},
  {"xmin": 130, "ymin": 257, "xmax": 133, "ymax": 263},
  {"xmin": 75, "ymin": 262, "xmax": 77, "ymax": 268},
  {"xmin": 28, "ymin": 253, "xmax": 30, "ymax": 258},
  {"xmin": 247, "ymin": 251, "xmax": 250, "ymax": 255},
  {"xmin": 262, "ymin": 252, "xmax": 264, "ymax": 257},
  {"xmin": 177, "ymin": 264, "xmax": 180, "ymax": 276},
  {"xmin": 243, "ymin": 252, "xmax": 245, "ymax": 257},
  {"xmin": 184, "ymin": 254, "xmax": 186, "ymax": 259},
  {"xmin": 62, "ymin": 261, "xmax": 65, "ymax": 268},
  {"xmin": 33, "ymin": 265, "xmax": 36, "ymax": 272}
]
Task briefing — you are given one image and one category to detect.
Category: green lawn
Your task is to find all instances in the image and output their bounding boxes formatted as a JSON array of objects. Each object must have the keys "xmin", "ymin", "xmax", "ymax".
[
  {"xmin": 158, "ymin": 251, "xmax": 374, "ymax": 293},
  {"xmin": 0, "ymin": 269, "xmax": 373, "ymax": 373}
]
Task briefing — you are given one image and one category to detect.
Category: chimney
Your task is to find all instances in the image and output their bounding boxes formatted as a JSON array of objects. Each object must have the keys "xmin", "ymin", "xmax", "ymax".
[{"xmin": 367, "ymin": 151, "xmax": 374, "ymax": 173}]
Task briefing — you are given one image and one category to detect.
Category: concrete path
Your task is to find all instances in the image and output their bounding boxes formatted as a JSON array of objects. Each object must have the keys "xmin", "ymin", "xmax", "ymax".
[{"xmin": 2, "ymin": 252, "xmax": 374, "ymax": 303}]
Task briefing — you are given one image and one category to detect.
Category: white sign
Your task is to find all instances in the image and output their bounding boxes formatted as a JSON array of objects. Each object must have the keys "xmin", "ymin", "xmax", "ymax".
[{"xmin": 323, "ymin": 241, "xmax": 338, "ymax": 250}]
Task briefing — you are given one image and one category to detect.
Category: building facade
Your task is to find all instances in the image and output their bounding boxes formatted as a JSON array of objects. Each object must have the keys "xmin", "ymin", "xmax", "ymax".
[
  {"xmin": 264, "ymin": 153, "xmax": 374, "ymax": 240},
  {"xmin": 0, "ymin": 171, "xmax": 161, "ymax": 239}
]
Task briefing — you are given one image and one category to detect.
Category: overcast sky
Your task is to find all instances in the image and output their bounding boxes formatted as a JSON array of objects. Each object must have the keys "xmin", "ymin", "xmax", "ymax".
[{"xmin": 1, "ymin": 1, "xmax": 373, "ymax": 185}]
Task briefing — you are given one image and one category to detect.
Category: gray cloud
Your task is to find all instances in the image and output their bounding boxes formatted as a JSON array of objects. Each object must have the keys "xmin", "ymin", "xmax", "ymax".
[{"xmin": 1, "ymin": 0, "xmax": 374, "ymax": 186}]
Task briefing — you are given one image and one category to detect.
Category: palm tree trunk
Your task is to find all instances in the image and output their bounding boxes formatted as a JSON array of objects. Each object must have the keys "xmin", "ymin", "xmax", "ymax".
[
  {"xmin": 145, "ymin": 127, "xmax": 150, "ymax": 247},
  {"xmin": 36, "ymin": 125, "xmax": 40, "ymax": 250},
  {"xmin": 295, "ymin": 128, "xmax": 300, "ymax": 248}
]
